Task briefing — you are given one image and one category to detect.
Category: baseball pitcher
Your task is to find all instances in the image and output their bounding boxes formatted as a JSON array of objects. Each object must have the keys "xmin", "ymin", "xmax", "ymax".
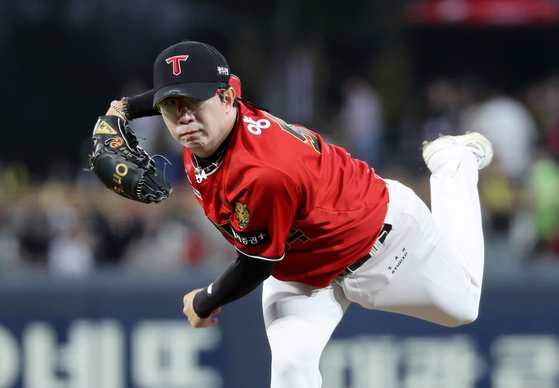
[{"xmin": 90, "ymin": 40, "xmax": 493, "ymax": 388}]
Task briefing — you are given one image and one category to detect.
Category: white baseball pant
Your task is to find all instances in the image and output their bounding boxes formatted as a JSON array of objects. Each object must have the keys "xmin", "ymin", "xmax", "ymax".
[{"xmin": 262, "ymin": 144, "xmax": 484, "ymax": 388}]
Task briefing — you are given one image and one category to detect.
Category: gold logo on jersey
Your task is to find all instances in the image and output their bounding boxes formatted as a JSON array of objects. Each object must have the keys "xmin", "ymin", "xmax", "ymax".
[{"xmin": 235, "ymin": 202, "xmax": 250, "ymax": 229}]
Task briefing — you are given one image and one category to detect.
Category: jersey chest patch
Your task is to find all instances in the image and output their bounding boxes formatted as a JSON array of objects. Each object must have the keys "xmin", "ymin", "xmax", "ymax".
[{"xmin": 234, "ymin": 202, "xmax": 250, "ymax": 229}]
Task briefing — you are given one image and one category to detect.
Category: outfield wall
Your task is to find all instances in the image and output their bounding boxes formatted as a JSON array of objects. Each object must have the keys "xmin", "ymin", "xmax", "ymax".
[{"xmin": 0, "ymin": 273, "xmax": 558, "ymax": 388}]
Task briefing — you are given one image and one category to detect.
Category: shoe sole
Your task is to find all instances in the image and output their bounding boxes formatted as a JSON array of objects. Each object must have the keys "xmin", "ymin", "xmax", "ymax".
[{"xmin": 422, "ymin": 132, "xmax": 494, "ymax": 170}]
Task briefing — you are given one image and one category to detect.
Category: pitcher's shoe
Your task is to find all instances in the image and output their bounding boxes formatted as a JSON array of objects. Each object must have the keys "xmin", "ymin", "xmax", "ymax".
[{"xmin": 422, "ymin": 132, "xmax": 494, "ymax": 170}]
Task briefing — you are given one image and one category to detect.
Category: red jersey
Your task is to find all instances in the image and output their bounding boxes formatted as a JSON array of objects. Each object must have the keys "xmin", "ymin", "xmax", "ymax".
[{"xmin": 184, "ymin": 102, "xmax": 389, "ymax": 287}]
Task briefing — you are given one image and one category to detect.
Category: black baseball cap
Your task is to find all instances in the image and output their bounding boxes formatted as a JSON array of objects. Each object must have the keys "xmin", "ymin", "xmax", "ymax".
[{"xmin": 152, "ymin": 40, "xmax": 230, "ymax": 107}]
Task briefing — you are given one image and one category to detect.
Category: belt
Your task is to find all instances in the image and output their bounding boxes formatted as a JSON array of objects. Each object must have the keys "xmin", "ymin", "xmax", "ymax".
[{"xmin": 340, "ymin": 223, "xmax": 392, "ymax": 276}]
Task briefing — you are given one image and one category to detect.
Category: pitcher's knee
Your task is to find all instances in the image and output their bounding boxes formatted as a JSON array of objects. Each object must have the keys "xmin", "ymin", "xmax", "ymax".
[
  {"xmin": 424, "ymin": 289, "xmax": 480, "ymax": 327},
  {"xmin": 445, "ymin": 306, "xmax": 479, "ymax": 327},
  {"xmin": 440, "ymin": 296, "xmax": 480, "ymax": 327}
]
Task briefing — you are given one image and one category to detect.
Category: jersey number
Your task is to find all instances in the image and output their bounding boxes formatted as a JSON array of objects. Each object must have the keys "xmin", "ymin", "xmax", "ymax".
[{"xmin": 266, "ymin": 114, "xmax": 321, "ymax": 153}]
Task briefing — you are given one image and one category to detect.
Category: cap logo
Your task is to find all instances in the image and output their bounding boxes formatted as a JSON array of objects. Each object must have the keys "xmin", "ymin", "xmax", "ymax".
[{"xmin": 165, "ymin": 55, "xmax": 189, "ymax": 75}]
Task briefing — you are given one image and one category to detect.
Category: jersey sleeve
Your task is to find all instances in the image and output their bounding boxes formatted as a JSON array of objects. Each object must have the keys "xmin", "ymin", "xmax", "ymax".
[
  {"xmin": 126, "ymin": 89, "xmax": 160, "ymax": 118},
  {"xmin": 192, "ymin": 252, "xmax": 275, "ymax": 318},
  {"xmin": 228, "ymin": 166, "xmax": 299, "ymax": 261}
]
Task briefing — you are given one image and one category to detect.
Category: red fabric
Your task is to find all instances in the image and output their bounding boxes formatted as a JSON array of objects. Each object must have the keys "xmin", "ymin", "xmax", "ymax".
[
  {"xmin": 229, "ymin": 74, "xmax": 242, "ymax": 98},
  {"xmin": 183, "ymin": 102, "xmax": 389, "ymax": 287}
]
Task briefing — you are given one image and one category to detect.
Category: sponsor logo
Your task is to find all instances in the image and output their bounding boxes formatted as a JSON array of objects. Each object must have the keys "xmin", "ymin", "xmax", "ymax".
[
  {"xmin": 111, "ymin": 163, "xmax": 129, "ymax": 195},
  {"xmin": 232, "ymin": 228, "xmax": 271, "ymax": 247},
  {"xmin": 217, "ymin": 66, "xmax": 229, "ymax": 75},
  {"xmin": 234, "ymin": 202, "xmax": 250, "ymax": 229},
  {"xmin": 388, "ymin": 247, "xmax": 408, "ymax": 274},
  {"xmin": 95, "ymin": 121, "xmax": 117, "ymax": 135},
  {"xmin": 113, "ymin": 163, "xmax": 128, "ymax": 185},
  {"xmin": 110, "ymin": 138, "xmax": 123, "ymax": 148},
  {"xmin": 195, "ymin": 167, "xmax": 210, "ymax": 183},
  {"xmin": 119, "ymin": 147, "xmax": 134, "ymax": 158},
  {"xmin": 165, "ymin": 55, "xmax": 189, "ymax": 75}
]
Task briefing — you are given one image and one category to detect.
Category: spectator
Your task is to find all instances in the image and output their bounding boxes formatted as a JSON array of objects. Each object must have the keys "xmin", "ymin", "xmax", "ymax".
[
  {"xmin": 18, "ymin": 211, "xmax": 50, "ymax": 268},
  {"xmin": 462, "ymin": 91, "xmax": 538, "ymax": 180},
  {"xmin": 92, "ymin": 208, "xmax": 144, "ymax": 268},
  {"xmin": 460, "ymin": 84, "xmax": 537, "ymax": 239},
  {"xmin": 338, "ymin": 77, "xmax": 384, "ymax": 167},
  {"xmin": 48, "ymin": 224, "xmax": 94, "ymax": 277}
]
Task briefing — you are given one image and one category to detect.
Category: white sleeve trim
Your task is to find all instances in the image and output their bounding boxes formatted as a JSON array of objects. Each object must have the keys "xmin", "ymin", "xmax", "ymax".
[{"xmin": 235, "ymin": 247, "xmax": 285, "ymax": 262}]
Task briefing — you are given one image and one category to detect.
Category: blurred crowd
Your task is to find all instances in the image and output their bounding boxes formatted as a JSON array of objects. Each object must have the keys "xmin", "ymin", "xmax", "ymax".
[
  {"xmin": 413, "ymin": 73, "xmax": 559, "ymax": 268},
  {"xmin": 2, "ymin": 72, "xmax": 559, "ymax": 280},
  {"xmin": 0, "ymin": 98, "xmax": 236, "ymax": 278}
]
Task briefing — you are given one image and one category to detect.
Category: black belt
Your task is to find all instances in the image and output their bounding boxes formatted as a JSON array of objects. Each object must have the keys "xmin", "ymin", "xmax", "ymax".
[{"xmin": 340, "ymin": 223, "xmax": 392, "ymax": 276}]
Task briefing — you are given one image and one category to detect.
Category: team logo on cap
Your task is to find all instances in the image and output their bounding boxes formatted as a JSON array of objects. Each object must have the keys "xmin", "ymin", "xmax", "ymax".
[{"xmin": 166, "ymin": 55, "xmax": 189, "ymax": 75}]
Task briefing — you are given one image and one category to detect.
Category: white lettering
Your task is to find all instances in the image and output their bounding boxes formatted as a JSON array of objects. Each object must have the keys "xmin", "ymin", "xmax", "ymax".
[
  {"xmin": 23, "ymin": 321, "xmax": 125, "ymax": 388},
  {"xmin": 131, "ymin": 320, "xmax": 222, "ymax": 388},
  {"xmin": 321, "ymin": 335, "xmax": 481, "ymax": 388},
  {"xmin": 0, "ymin": 325, "xmax": 19, "ymax": 388},
  {"xmin": 66, "ymin": 320, "xmax": 125, "ymax": 388},
  {"xmin": 402, "ymin": 336, "xmax": 480, "ymax": 388},
  {"xmin": 492, "ymin": 335, "xmax": 559, "ymax": 388},
  {"xmin": 23, "ymin": 323, "xmax": 66, "ymax": 388},
  {"xmin": 5, "ymin": 319, "xmax": 558, "ymax": 388},
  {"xmin": 322, "ymin": 336, "xmax": 399, "ymax": 388},
  {"xmin": 243, "ymin": 116, "xmax": 270, "ymax": 135}
]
